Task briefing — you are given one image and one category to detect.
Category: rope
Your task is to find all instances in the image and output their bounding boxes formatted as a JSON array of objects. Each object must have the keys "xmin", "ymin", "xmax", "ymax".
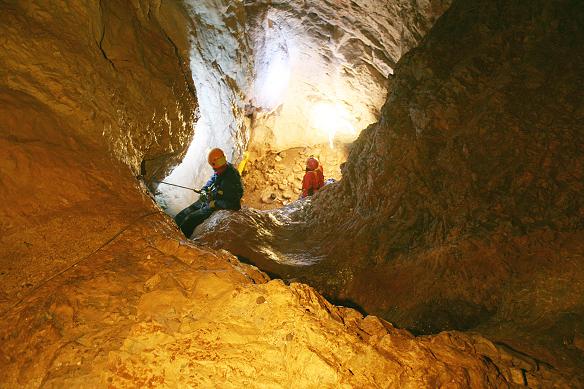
[
  {"xmin": 151, "ymin": 180, "xmax": 201, "ymax": 193},
  {"xmin": 0, "ymin": 211, "xmax": 159, "ymax": 316}
]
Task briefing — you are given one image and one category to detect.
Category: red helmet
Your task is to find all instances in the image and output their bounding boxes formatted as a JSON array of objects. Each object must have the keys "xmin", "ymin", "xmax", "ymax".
[
  {"xmin": 208, "ymin": 148, "xmax": 227, "ymax": 169},
  {"xmin": 306, "ymin": 157, "xmax": 319, "ymax": 171}
]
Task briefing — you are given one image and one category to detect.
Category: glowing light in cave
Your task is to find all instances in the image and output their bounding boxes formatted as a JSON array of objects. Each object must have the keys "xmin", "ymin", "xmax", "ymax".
[
  {"xmin": 311, "ymin": 102, "xmax": 356, "ymax": 148},
  {"xmin": 255, "ymin": 45, "xmax": 292, "ymax": 110}
]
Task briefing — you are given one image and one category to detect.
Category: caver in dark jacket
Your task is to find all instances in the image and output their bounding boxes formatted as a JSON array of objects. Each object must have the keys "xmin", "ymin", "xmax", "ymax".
[{"xmin": 175, "ymin": 150, "xmax": 243, "ymax": 237}]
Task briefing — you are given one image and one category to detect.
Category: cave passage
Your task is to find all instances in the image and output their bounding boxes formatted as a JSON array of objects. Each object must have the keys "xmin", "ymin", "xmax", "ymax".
[
  {"xmin": 1, "ymin": 0, "xmax": 582, "ymax": 386},
  {"xmin": 145, "ymin": 1, "xmax": 400, "ymax": 328},
  {"xmin": 154, "ymin": 1, "xmax": 385, "ymax": 216}
]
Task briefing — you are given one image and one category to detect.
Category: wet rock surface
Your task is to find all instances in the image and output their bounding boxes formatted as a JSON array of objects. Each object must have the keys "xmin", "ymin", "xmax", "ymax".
[{"xmin": 0, "ymin": 0, "xmax": 196, "ymax": 178}]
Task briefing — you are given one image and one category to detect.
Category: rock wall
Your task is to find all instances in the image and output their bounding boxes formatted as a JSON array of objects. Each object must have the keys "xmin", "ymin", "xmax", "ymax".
[
  {"xmin": 310, "ymin": 0, "xmax": 584, "ymax": 374},
  {"xmin": 155, "ymin": 0, "xmax": 254, "ymax": 216},
  {"xmin": 2, "ymin": 215, "xmax": 560, "ymax": 387},
  {"xmin": 1, "ymin": 0, "xmax": 581, "ymax": 386},
  {"xmin": 245, "ymin": 0, "xmax": 451, "ymax": 153},
  {"xmin": 0, "ymin": 0, "xmax": 195, "ymax": 312},
  {"xmin": 194, "ymin": 0, "xmax": 584, "ymax": 381}
]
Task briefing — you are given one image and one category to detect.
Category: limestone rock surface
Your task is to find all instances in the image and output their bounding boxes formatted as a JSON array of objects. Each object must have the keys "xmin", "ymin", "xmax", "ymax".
[
  {"xmin": 316, "ymin": 0, "xmax": 584, "ymax": 380},
  {"xmin": 1, "ymin": 0, "xmax": 196, "ymax": 177},
  {"xmin": 0, "ymin": 0, "xmax": 196, "ymax": 311},
  {"xmin": 246, "ymin": 0, "xmax": 451, "ymax": 153},
  {"xmin": 1, "ymin": 0, "xmax": 582, "ymax": 387},
  {"xmin": 0, "ymin": 215, "xmax": 559, "ymax": 387},
  {"xmin": 155, "ymin": 0, "xmax": 255, "ymax": 216},
  {"xmin": 195, "ymin": 0, "xmax": 584, "ymax": 383}
]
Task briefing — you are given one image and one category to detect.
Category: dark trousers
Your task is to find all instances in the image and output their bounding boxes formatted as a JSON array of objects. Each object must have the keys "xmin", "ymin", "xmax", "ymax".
[{"xmin": 174, "ymin": 199, "xmax": 214, "ymax": 237}]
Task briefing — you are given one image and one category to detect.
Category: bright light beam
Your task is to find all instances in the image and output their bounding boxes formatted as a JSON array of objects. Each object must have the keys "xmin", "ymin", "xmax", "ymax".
[
  {"xmin": 311, "ymin": 102, "xmax": 356, "ymax": 148},
  {"xmin": 256, "ymin": 51, "xmax": 291, "ymax": 110}
]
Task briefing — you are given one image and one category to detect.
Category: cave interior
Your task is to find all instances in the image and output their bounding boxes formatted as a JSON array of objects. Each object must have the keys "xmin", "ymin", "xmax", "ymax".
[{"xmin": 0, "ymin": 0, "xmax": 583, "ymax": 387}]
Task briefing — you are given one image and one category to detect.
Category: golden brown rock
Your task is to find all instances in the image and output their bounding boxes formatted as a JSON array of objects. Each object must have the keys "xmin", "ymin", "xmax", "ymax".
[
  {"xmin": 0, "ymin": 0, "xmax": 581, "ymax": 387},
  {"xmin": 0, "ymin": 0, "xmax": 196, "ymax": 309},
  {"xmin": 194, "ymin": 0, "xmax": 584, "ymax": 384},
  {"xmin": 0, "ymin": 216, "xmax": 560, "ymax": 387},
  {"xmin": 309, "ymin": 1, "xmax": 584, "ymax": 366}
]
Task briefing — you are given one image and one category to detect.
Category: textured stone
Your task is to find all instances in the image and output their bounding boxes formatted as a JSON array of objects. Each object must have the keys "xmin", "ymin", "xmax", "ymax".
[
  {"xmin": 0, "ymin": 0, "xmax": 196, "ymax": 312},
  {"xmin": 154, "ymin": 0, "xmax": 254, "ymax": 215},
  {"xmin": 0, "ymin": 0, "xmax": 582, "ymax": 387},
  {"xmin": 246, "ymin": 0, "xmax": 451, "ymax": 153},
  {"xmin": 0, "ymin": 215, "xmax": 535, "ymax": 387},
  {"xmin": 195, "ymin": 0, "xmax": 584, "ymax": 384},
  {"xmin": 309, "ymin": 1, "xmax": 584, "ymax": 352},
  {"xmin": 242, "ymin": 145, "xmax": 348, "ymax": 209}
]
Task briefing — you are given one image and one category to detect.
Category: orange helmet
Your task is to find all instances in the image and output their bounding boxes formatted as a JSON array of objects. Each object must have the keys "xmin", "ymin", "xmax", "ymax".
[
  {"xmin": 306, "ymin": 157, "xmax": 319, "ymax": 171},
  {"xmin": 208, "ymin": 148, "xmax": 227, "ymax": 169}
]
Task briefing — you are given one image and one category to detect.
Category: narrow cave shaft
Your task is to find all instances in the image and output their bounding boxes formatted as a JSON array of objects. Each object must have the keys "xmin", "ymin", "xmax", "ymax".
[
  {"xmin": 0, "ymin": 0, "xmax": 583, "ymax": 387},
  {"xmin": 155, "ymin": 0, "xmax": 448, "ymax": 215},
  {"xmin": 154, "ymin": 0, "xmax": 253, "ymax": 216}
]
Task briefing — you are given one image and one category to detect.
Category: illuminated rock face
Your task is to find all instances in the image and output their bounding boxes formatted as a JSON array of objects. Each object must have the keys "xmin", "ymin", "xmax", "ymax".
[
  {"xmin": 0, "ymin": 0, "xmax": 196, "ymax": 308},
  {"xmin": 1, "ymin": 217, "xmax": 559, "ymax": 387},
  {"xmin": 155, "ymin": 0, "xmax": 253, "ymax": 216},
  {"xmin": 246, "ymin": 0, "xmax": 451, "ymax": 153},
  {"xmin": 156, "ymin": 0, "xmax": 451, "ymax": 215},
  {"xmin": 238, "ymin": 0, "xmax": 451, "ymax": 214},
  {"xmin": 194, "ymin": 0, "xmax": 584, "ymax": 383}
]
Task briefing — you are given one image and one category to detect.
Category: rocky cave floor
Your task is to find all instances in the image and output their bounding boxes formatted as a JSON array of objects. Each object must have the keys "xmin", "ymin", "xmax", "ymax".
[
  {"xmin": 241, "ymin": 143, "xmax": 348, "ymax": 209},
  {"xmin": 0, "ymin": 213, "xmax": 574, "ymax": 387}
]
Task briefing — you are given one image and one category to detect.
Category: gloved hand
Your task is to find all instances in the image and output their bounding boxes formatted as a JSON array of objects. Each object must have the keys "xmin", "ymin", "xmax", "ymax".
[{"xmin": 199, "ymin": 190, "xmax": 208, "ymax": 203}]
